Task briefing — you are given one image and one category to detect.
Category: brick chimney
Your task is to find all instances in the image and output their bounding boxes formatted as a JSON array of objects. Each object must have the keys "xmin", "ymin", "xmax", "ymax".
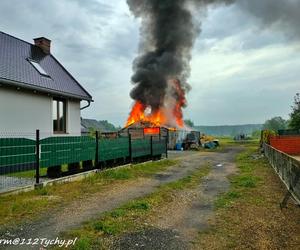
[{"xmin": 33, "ymin": 37, "xmax": 51, "ymax": 54}]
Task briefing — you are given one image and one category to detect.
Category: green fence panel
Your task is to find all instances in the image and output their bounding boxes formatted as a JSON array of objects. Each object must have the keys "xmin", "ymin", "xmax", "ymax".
[
  {"xmin": 40, "ymin": 136, "xmax": 96, "ymax": 167},
  {"xmin": 0, "ymin": 138, "xmax": 36, "ymax": 168},
  {"xmin": 99, "ymin": 137, "xmax": 129, "ymax": 161},
  {"xmin": 152, "ymin": 139, "xmax": 166, "ymax": 156},
  {"xmin": 132, "ymin": 138, "xmax": 151, "ymax": 158}
]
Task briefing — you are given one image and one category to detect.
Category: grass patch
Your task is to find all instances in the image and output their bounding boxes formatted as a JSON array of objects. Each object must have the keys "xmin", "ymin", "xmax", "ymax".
[
  {"xmin": 0, "ymin": 159, "xmax": 177, "ymax": 228},
  {"xmin": 110, "ymin": 209, "xmax": 126, "ymax": 218},
  {"xmin": 199, "ymin": 137, "xmax": 259, "ymax": 153},
  {"xmin": 232, "ymin": 175, "xmax": 259, "ymax": 188},
  {"xmin": 93, "ymin": 221, "xmax": 121, "ymax": 235},
  {"xmin": 34, "ymin": 187, "xmax": 49, "ymax": 196},
  {"xmin": 129, "ymin": 160, "xmax": 178, "ymax": 177},
  {"xmin": 85, "ymin": 159, "xmax": 177, "ymax": 183},
  {"xmin": 100, "ymin": 168, "xmax": 133, "ymax": 180},
  {"xmin": 127, "ymin": 201, "xmax": 150, "ymax": 211},
  {"xmin": 73, "ymin": 237, "xmax": 92, "ymax": 250},
  {"xmin": 197, "ymin": 142, "xmax": 300, "ymax": 249},
  {"xmin": 61, "ymin": 165, "xmax": 211, "ymax": 249},
  {"xmin": 215, "ymin": 191, "xmax": 241, "ymax": 209}
]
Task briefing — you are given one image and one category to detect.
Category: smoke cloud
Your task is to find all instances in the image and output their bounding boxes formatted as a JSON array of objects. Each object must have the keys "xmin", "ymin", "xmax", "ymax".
[
  {"xmin": 126, "ymin": 0, "xmax": 232, "ymax": 115},
  {"xmin": 236, "ymin": 0, "xmax": 300, "ymax": 40},
  {"xmin": 126, "ymin": 0, "xmax": 300, "ymax": 127}
]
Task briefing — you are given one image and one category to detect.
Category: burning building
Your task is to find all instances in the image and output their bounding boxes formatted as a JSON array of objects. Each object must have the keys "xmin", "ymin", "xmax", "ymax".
[
  {"xmin": 122, "ymin": 0, "xmax": 207, "ymax": 149},
  {"xmin": 126, "ymin": 79, "xmax": 187, "ymax": 129},
  {"xmin": 125, "ymin": 0, "xmax": 196, "ymax": 130}
]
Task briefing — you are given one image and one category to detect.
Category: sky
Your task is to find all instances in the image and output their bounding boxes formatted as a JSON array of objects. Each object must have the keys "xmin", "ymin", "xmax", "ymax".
[{"xmin": 0, "ymin": 0, "xmax": 299, "ymax": 126}]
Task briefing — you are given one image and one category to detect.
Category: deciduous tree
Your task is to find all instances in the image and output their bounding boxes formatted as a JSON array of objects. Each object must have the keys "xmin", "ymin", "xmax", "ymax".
[
  {"xmin": 289, "ymin": 93, "xmax": 300, "ymax": 130},
  {"xmin": 263, "ymin": 116, "xmax": 287, "ymax": 131}
]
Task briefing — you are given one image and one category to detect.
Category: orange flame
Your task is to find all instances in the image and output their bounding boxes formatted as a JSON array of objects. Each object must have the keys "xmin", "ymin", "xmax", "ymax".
[
  {"xmin": 125, "ymin": 79, "xmax": 186, "ymax": 128},
  {"xmin": 172, "ymin": 79, "xmax": 186, "ymax": 127},
  {"xmin": 125, "ymin": 101, "xmax": 167, "ymax": 127},
  {"xmin": 144, "ymin": 127, "xmax": 160, "ymax": 134}
]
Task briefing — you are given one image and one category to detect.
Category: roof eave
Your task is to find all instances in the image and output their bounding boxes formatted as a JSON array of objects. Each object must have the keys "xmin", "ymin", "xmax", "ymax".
[{"xmin": 0, "ymin": 77, "xmax": 93, "ymax": 102}]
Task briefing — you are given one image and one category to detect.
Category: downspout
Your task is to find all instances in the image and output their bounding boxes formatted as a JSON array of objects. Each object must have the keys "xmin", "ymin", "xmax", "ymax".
[{"xmin": 80, "ymin": 100, "xmax": 91, "ymax": 110}]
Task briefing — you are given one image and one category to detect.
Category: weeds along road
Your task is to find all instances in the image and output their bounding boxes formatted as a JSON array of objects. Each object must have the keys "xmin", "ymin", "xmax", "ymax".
[{"xmin": 1, "ymin": 145, "xmax": 243, "ymax": 250}]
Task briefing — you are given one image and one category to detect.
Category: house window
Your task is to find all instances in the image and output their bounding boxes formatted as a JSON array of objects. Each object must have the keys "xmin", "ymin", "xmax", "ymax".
[
  {"xmin": 53, "ymin": 98, "xmax": 66, "ymax": 133},
  {"xmin": 28, "ymin": 59, "xmax": 49, "ymax": 76}
]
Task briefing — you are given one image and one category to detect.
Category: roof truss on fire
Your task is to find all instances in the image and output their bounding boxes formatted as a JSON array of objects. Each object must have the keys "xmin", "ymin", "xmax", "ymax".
[{"xmin": 121, "ymin": 121, "xmax": 170, "ymax": 130}]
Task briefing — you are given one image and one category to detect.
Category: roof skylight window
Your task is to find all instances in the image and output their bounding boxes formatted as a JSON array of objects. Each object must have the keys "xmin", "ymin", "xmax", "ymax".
[{"xmin": 28, "ymin": 59, "xmax": 49, "ymax": 76}]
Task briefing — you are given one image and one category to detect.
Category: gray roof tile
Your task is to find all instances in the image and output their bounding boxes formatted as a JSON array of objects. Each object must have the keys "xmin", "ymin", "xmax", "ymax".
[{"xmin": 0, "ymin": 31, "xmax": 92, "ymax": 100}]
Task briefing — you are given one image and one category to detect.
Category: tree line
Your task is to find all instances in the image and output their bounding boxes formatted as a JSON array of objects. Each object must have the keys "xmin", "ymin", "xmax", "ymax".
[
  {"xmin": 262, "ymin": 93, "xmax": 300, "ymax": 131},
  {"xmin": 184, "ymin": 93, "xmax": 300, "ymax": 138}
]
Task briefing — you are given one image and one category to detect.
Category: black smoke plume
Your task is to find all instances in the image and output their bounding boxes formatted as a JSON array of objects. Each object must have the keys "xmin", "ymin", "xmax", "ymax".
[
  {"xmin": 127, "ymin": 0, "xmax": 232, "ymax": 113},
  {"xmin": 127, "ymin": 0, "xmax": 300, "ymax": 120}
]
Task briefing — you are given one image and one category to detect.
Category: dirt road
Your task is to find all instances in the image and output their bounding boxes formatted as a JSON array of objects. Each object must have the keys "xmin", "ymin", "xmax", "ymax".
[
  {"xmin": 114, "ymin": 149, "xmax": 241, "ymax": 249},
  {"xmin": 2, "ymin": 146, "xmax": 243, "ymax": 249}
]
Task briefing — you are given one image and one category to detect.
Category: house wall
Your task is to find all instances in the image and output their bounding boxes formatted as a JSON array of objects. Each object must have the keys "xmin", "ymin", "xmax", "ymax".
[
  {"xmin": 270, "ymin": 136, "xmax": 300, "ymax": 155},
  {"xmin": 0, "ymin": 87, "xmax": 81, "ymax": 137},
  {"xmin": 67, "ymin": 100, "xmax": 81, "ymax": 136}
]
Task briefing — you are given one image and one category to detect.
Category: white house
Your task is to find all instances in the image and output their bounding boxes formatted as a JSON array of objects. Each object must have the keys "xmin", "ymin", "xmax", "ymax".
[{"xmin": 0, "ymin": 31, "xmax": 93, "ymax": 136}]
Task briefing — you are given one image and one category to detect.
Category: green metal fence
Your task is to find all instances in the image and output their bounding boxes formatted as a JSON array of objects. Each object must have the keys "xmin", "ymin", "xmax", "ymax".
[
  {"xmin": 0, "ymin": 132, "xmax": 168, "ymax": 192},
  {"xmin": 131, "ymin": 138, "xmax": 151, "ymax": 158},
  {"xmin": 0, "ymin": 135, "xmax": 167, "ymax": 173},
  {"xmin": 0, "ymin": 138, "xmax": 36, "ymax": 174},
  {"xmin": 40, "ymin": 136, "xmax": 96, "ymax": 168},
  {"xmin": 0, "ymin": 136, "xmax": 168, "ymax": 171},
  {"xmin": 152, "ymin": 138, "xmax": 167, "ymax": 156},
  {"xmin": 99, "ymin": 137, "xmax": 130, "ymax": 161}
]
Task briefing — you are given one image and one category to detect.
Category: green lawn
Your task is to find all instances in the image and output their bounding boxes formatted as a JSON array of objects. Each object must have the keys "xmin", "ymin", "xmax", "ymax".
[{"xmin": 200, "ymin": 137, "xmax": 259, "ymax": 152}]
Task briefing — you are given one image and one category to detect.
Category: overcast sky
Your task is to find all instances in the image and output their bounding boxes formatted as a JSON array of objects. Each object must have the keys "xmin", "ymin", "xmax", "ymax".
[{"xmin": 0, "ymin": 0, "xmax": 299, "ymax": 126}]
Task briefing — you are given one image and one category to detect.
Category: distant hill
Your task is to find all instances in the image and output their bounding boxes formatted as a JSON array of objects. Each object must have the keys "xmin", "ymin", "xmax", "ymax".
[
  {"xmin": 194, "ymin": 124, "xmax": 263, "ymax": 136},
  {"xmin": 81, "ymin": 118, "xmax": 120, "ymax": 132}
]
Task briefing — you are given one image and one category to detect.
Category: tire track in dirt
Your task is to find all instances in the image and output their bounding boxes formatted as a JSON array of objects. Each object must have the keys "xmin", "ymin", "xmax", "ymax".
[{"xmin": 114, "ymin": 147, "xmax": 243, "ymax": 250}]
